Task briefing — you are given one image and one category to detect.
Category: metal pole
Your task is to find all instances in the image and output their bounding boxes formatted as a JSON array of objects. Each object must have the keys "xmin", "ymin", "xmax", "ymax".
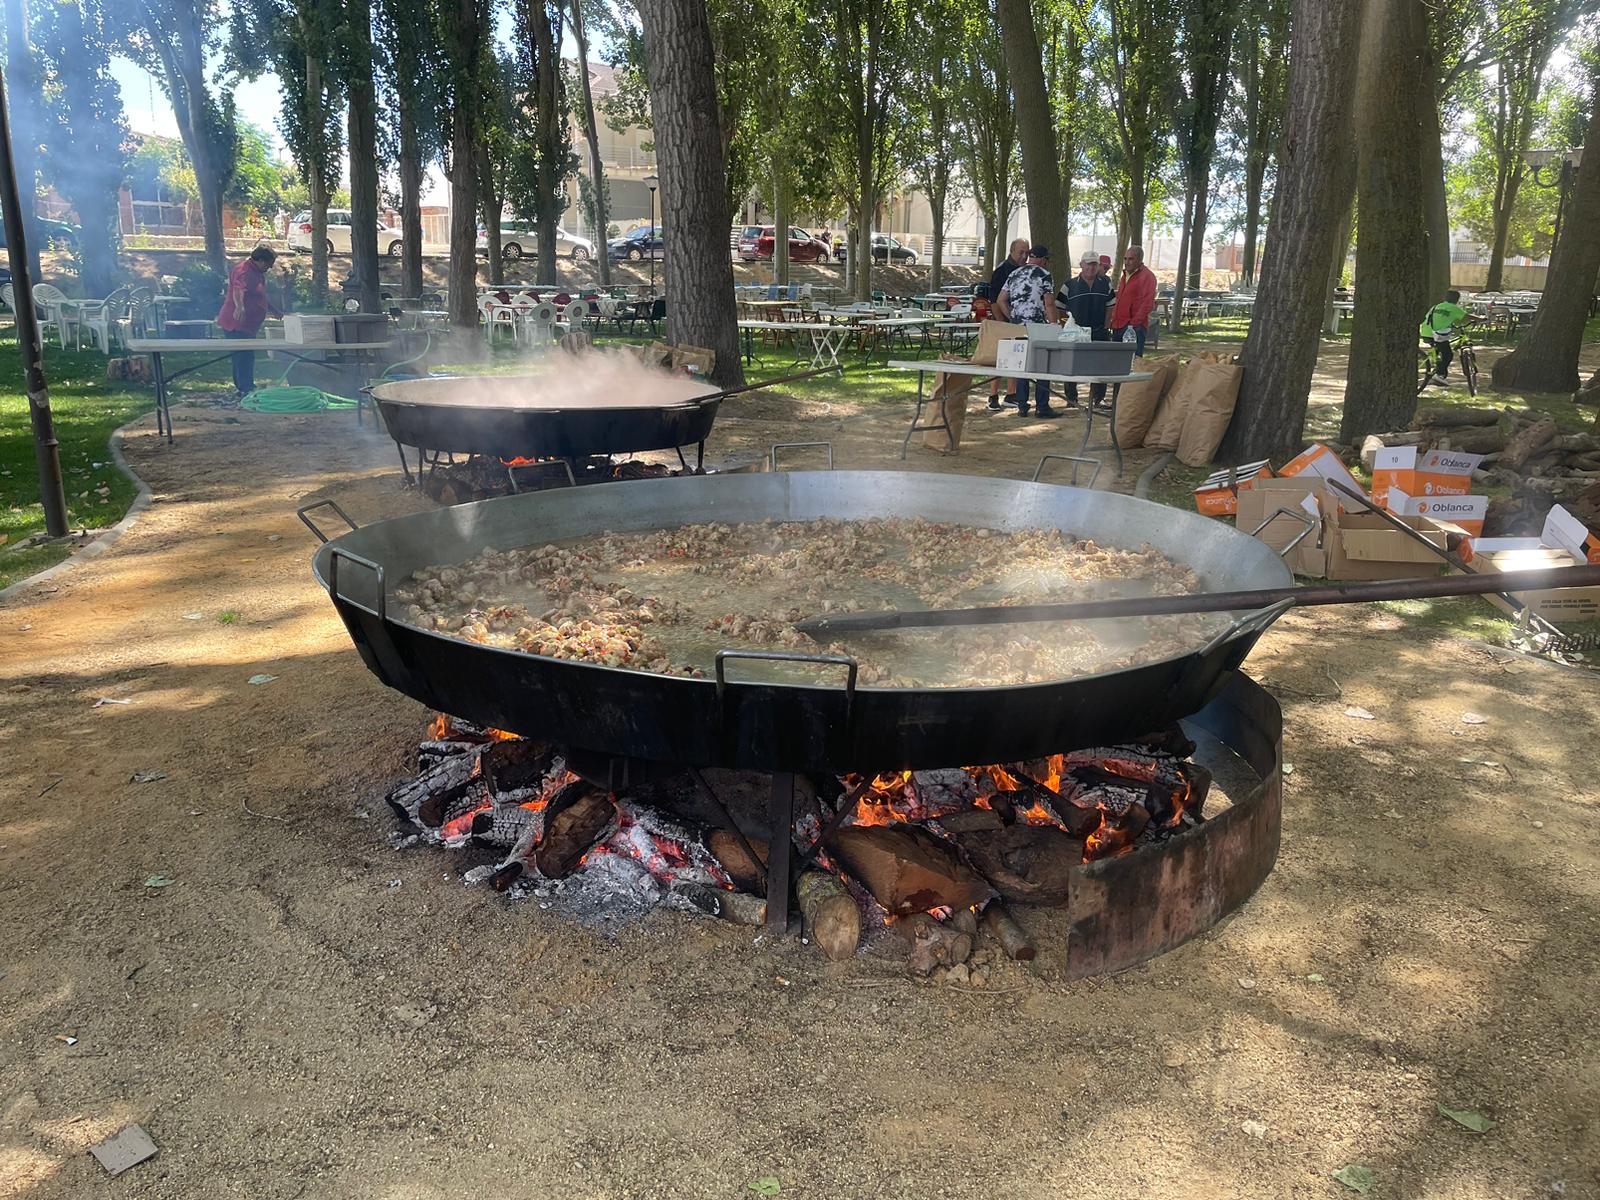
[
  {"xmin": 648, "ymin": 184, "xmax": 657, "ymax": 294},
  {"xmin": 1552, "ymin": 158, "xmax": 1571, "ymax": 253},
  {"xmin": 0, "ymin": 60, "xmax": 68, "ymax": 537}
]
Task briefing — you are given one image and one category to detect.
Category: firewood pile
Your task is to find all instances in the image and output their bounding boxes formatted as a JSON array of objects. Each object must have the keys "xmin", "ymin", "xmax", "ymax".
[
  {"xmin": 385, "ymin": 716, "xmax": 1213, "ymax": 981},
  {"xmin": 416, "ymin": 455, "xmax": 685, "ymax": 505},
  {"xmin": 1360, "ymin": 405, "xmax": 1600, "ymax": 536}
]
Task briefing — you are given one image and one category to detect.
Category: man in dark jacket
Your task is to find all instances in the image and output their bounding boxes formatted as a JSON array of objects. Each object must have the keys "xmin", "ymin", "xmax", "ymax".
[
  {"xmin": 1058, "ymin": 250, "xmax": 1112, "ymax": 408},
  {"xmin": 985, "ymin": 238, "xmax": 1029, "ymax": 409}
]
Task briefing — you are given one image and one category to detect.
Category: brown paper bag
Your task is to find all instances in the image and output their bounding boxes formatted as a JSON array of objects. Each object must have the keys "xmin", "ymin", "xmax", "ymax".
[
  {"xmin": 971, "ymin": 320, "xmax": 1025, "ymax": 367},
  {"xmin": 645, "ymin": 340, "xmax": 675, "ymax": 369},
  {"xmin": 923, "ymin": 364, "xmax": 978, "ymax": 452},
  {"xmin": 671, "ymin": 344, "xmax": 716, "ymax": 376},
  {"xmin": 1112, "ymin": 353, "xmax": 1180, "ymax": 448},
  {"xmin": 1174, "ymin": 361, "xmax": 1246, "ymax": 466},
  {"xmin": 1144, "ymin": 358, "xmax": 1203, "ymax": 450}
]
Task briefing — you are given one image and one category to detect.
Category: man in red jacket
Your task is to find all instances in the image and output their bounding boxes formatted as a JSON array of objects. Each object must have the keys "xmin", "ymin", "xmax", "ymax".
[
  {"xmin": 216, "ymin": 245, "xmax": 282, "ymax": 397},
  {"xmin": 1109, "ymin": 244, "xmax": 1156, "ymax": 356}
]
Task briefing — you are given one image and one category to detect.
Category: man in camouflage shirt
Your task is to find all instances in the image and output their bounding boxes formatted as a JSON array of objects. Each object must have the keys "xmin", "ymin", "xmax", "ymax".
[{"xmin": 995, "ymin": 244, "xmax": 1061, "ymax": 418}]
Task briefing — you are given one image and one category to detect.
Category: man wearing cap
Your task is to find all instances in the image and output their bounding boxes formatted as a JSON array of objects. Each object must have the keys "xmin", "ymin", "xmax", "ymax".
[
  {"xmin": 994, "ymin": 244, "xmax": 1062, "ymax": 418},
  {"xmin": 1108, "ymin": 244, "xmax": 1156, "ymax": 356},
  {"xmin": 984, "ymin": 238, "xmax": 1029, "ymax": 410},
  {"xmin": 1058, "ymin": 251, "xmax": 1112, "ymax": 409}
]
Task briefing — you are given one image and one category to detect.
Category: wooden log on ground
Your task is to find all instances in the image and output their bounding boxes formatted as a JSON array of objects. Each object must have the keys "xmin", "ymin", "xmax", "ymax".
[
  {"xmin": 1502, "ymin": 417, "xmax": 1560, "ymax": 470},
  {"xmin": 937, "ymin": 808, "xmax": 1006, "ymax": 834},
  {"xmin": 1554, "ymin": 433, "xmax": 1600, "ymax": 453},
  {"xmin": 827, "ymin": 825, "xmax": 996, "ymax": 915},
  {"xmin": 535, "ymin": 783, "xmax": 616, "ymax": 878},
  {"xmin": 982, "ymin": 902, "xmax": 1038, "ymax": 961},
  {"xmin": 1411, "ymin": 405, "xmax": 1502, "ymax": 429},
  {"xmin": 957, "ymin": 825, "xmax": 1083, "ymax": 906},
  {"xmin": 1437, "ymin": 423, "xmax": 1509, "ymax": 455},
  {"xmin": 796, "ymin": 871, "xmax": 860, "ymax": 960},
  {"xmin": 899, "ymin": 912, "xmax": 974, "ymax": 977},
  {"xmin": 1361, "ymin": 432, "xmax": 1425, "ymax": 470}
]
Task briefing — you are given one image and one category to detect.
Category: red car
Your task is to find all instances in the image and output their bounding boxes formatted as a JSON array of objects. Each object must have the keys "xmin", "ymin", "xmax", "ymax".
[{"xmin": 752, "ymin": 226, "xmax": 832, "ymax": 263}]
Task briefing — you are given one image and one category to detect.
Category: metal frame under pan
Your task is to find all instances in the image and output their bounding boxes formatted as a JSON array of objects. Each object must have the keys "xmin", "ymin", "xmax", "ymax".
[
  {"xmin": 367, "ymin": 373, "xmax": 723, "ymax": 477},
  {"xmin": 305, "ymin": 468, "xmax": 1295, "ymax": 774}
]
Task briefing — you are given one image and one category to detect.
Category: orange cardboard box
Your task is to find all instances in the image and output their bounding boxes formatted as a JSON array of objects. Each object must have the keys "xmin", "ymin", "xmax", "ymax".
[
  {"xmin": 1370, "ymin": 447, "xmax": 1481, "ymax": 509},
  {"xmin": 1235, "ymin": 477, "xmax": 1328, "ymax": 577},
  {"xmin": 1278, "ymin": 442, "xmax": 1364, "ymax": 501},
  {"xmin": 1543, "ymin": 504, "xmax": 1600, "ymax": 564},
  {"xmin": 1194, "ymin": 460, "xmax": 1274, "ymax": 517}
]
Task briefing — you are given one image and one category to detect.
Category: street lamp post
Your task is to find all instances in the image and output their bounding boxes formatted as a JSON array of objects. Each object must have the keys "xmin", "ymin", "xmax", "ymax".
[
  {"xmin": 1524, "ymin": 146, "xmax": 1584, "ymax": 262},
  {"xmin": 643, "ymin": 173, "xmax": 659, "ymax": 294}
]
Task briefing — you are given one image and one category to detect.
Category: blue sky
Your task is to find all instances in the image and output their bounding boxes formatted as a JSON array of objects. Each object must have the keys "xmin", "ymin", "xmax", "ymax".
[{"xmin": 110, "ymin": 56, "xmax": 287, "ymax": 153}]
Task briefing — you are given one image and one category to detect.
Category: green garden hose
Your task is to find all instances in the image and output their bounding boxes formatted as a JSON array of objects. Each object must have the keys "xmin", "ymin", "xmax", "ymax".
[{"xmin": 241, "ymin": 386, "xmax": 357, "ymax": 412}]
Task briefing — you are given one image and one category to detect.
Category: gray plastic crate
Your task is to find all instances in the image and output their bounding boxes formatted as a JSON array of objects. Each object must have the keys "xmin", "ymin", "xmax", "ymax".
[{"xmin": 1027, "ymin": 340, "xmax": 1137, "ymax": 377}]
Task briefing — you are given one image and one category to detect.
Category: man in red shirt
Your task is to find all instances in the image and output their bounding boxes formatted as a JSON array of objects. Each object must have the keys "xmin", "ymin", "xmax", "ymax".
[
  {"xmin": 215, "ymin": 245, "xmax": 282, "ymax": 396},
  {"xmin": 1108, "ymin": 244, "xmax": 1156, "ymax": 356}
]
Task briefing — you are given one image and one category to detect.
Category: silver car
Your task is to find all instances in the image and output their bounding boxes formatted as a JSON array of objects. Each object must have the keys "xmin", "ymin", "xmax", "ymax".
[{"xmin": 476, "ymin": 219, "xmax": 596, "ymax": 262}]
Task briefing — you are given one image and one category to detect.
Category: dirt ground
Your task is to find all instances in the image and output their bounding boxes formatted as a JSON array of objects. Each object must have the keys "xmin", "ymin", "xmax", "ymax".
[{"xmin": 2, "ymin": 382, "xmax": 1598, "ymax": 1200}]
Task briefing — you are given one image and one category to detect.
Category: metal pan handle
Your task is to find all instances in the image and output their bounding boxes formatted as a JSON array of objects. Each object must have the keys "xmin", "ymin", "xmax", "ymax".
[
  {"xmin": 1032, "ymin": 453, "xmax": 1102, "ymax": 488},
  {"xmin": 1247, "ymin": 506, "xmax": 1318, "ymax": 558},
  {"xmin": 1196, "ymin": 597, "xmax": 1295, "ymax": 658},
  {"xmin": 328, "ymin": 547, "xmax": 386, "ymax": 621},
  {"xmin": 715, "ymin": 648, "xmax": 858, "ymax": 723},
  {"xmin": 298, "ymin": 499, "xmax": 359, "ymax": 544},
  {"xmin": 769, "ymin": 442, "xmax": 834, "ymax": 472}
]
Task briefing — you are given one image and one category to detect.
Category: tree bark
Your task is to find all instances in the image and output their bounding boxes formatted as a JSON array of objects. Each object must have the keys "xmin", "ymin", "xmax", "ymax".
[
  {"xmin": 995, "ymin": 0, "xmax": 1067, "ymax": 254},
  {"xmin": 397, "ymin": 98, "xmax": 424, "ymax": 298},
  {"xmin": 1421, "ymin": 97, "xmax": 1452, "ymax": 297},
  {"xmin": 3, "ymin": 0, "xmax": 41, "ymax": 283},
  {"xmin": 1340, "ymin": 0, "xmax": 1431, "ymax": 444},
  {"xmin": 634, "ymin": 0, "xmax": 743, "ymax": 386},
  {"xmin": 345, "ymin": 0, "xmax": 382, "ymax": 314},
  {"xmin": 1322, "ymin": 194, "xmax": 1353, "ymax": 336},
  {"xmin": 1217, "ymin": 0, "xmax": 1363, "ymax": 464},
  {"xmin": 928, "ymin": 175, "xmax": 946, "ymax": 292},
  {"xmin": 1492, "ymin": 65, "xmax": 1600, "ymax": 394},
  {"xmin": 1169, "ymin": 186, "xmax": 1194, "ymax": 330},
  {"xmin": 524, "ymin": 0, "xmax": 563, "ymax": 287},
  {"xmin": 568, "ymin": 1, "xmax": 610, "ymax": 286},
  {"xmin": 305, "ymin": 42, "xmax": 330, "ymax": 307},
  {"xmin": 478, "ymin": 149, "xmax": 502, "ymax": 285},
  {"xmin": 773, "ymin": 177, "xmax": 790, "ymax": 287},
  {"xmin": 1241, "ymin": 172, "xmax": 1263, "ymax": 285},
  {"xmin": 444, "ymin": 0, "xmax": 483, "ymax": 329},
  {"xmin": 1188, "ymin": 166, "xmax": 1211, "ymax": 290}
]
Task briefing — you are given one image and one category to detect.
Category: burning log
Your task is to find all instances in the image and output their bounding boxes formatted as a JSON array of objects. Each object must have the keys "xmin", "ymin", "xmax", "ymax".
[
  {"xmin": 387, "ymin": 751, "xmax": 482, "ymax": 828},
  {"xmin": 957, "ymin": 825, "xmax": 1083, "ymax": 906},
  {"xmin": 982, "ymin": 902, "xmax": 1037, "ymax": 962},
  {"xmin": 899, "ymin": 912, "xmax": 974, "ymax": 977},
  {"xmin": 480, "ymin": 739, "xmax": 555, "ymax": 794},
  {"xmin": 936, "ymin": 808, "xmax": 1005, "ymax": 834},
  {"xmin": 826, "ymin": 825, "xmax": 996, "ymax": 916},
  {"xmin": 535, "ymin": 783, "xmax": 617, "ymax": 878},
  {"xmin": 1085, "ymin": 802, "xmax": 1150, "ymax": 859},
  {"xmin": 796, "ymin": 871, "xmax": 860, "ymax": 960},
  {"xmin": 706, "ymin": 829, "xmax": 769, "ymax": 894}
]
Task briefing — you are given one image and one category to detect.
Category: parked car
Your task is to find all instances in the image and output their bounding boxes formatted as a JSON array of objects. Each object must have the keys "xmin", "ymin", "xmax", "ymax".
[
  {"xmin": 475, "ymin": 219, "xmax": 595, "ymax": 261},
  {"xmin": 837, "ymin": 233, "xmax": 919, "ymax": 265},
  {"xmin": 0, "ymin": 211, "xmax": 81, "ymax": 251},
  {"xmin": 750, "ymin": 225, "xmax": 832, "ymax": 263},
  {"xmin": 607, "ymin": 225, "xmax": 664, "ymax": 261},
  {"xmin": 288, "ymin": 209, "xmax": 404, "ymax": 257}
]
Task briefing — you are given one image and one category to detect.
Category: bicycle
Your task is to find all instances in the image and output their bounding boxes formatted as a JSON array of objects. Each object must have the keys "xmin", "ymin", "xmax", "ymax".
[{"xmin": 1417, "ymin": 330, "xmax": 1479, "ymax": 397}]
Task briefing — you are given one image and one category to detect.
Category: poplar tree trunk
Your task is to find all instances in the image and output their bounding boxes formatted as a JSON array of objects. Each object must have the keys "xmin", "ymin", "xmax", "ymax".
[
  {"xmin": 305, "ymin": 45, "xmax": 330, "ymax": 307},
  {"xmin": 1188, "ymin": 169, "xmax": 1211, "ymax": 290},
  {"xmin": 1492, "ymin": 71, "xmax": 1600, "ymax": 394},
  {"xmin": 1241, "ymin": 175, "xmax": 1263, "ymax": 285},
  {"xmin": 397, "ymin": 101, "xmax": 424, "ymax": 298},
  {"xmin": 346, "ymin": 0, "xmax": 382, "ymax": 314},
  {"xmin": 929, "ymin": 179, "xmax": 946, "ymax": 292},
  {"xmin": 995, "ymin": 0, "xmax": 1067, "ymax": 254},
  {"xmin": 634, "ymin": 0, "xmax": 743, "ymax": 386},
  {"xmin": 3, "ymin": 0, "xmax": 40, "ymax": 282},
  {"xmin": 1421, "ymin": 95, "xmax": 1452, "ymax": 297},
  {"xmin": 1322, "ymin": 196, "xmax": 1353, "ymax": 336},
  {"xmin": 444, "ymin": 0, "xmax": 483, "ymax": 329},
  {"xmin": 569, "ymin": 0, "xmax": 610, "ymax": 286},
  {"xmin": 1170, "ymin": 187, "xmax": 1194, "ymax": 330},
  {"xmin": 526, "ymin": 0, "xmax": 562, "ymax": 286},
  {"xmin": 478, "ymin": 152, "xmax": 503, "ymax": 285},
  {"xmin": 1217, "ymin": 0, "xmax": 1363, "ymax": 464},
  {"xmin": 1341, "ymin": 0, "xmax": 1431, "ymax": 444}
]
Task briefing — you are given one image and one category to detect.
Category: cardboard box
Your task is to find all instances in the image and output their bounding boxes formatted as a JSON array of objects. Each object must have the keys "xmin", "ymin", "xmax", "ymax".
[
  {"xmin": 1278, "ymin": 442, "xmax": 1364, "ymax": 500},
  {"xmin": 1194, "ymin": 459, "xmax": 1274, "ymax": 517},
  {"xmin": 1387, "ymin": 488, "xmax": 1487, "ymax": 537},
  {"xmin": 994, "ymin": 338, "xmax": 1029, "ymax": 372},
  {"xmin": 1370, "ymin": 446, "xmax": 1482, "ymax": 509},
  {"xmin": 1542, "ymin": 504, "xmax": 1600, "ymax": 564},
  {"xmin": 1235, "ymin": 476, "xmax": 1329, "ymax": 577},
  {"xmin": 282, "ymin": 313, "xmax": 338, "ymax": 344},
  {"xmin": 1323, "ymin": 507, "xmax": 1449, "ymax": 581},
  {"xmin": 1467, "ymin": 545, "xmax": 1600, "ymax": 622}
]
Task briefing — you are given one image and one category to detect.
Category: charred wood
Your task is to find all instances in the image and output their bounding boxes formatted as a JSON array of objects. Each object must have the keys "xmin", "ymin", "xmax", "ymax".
[
  {"xmin": 982, "ymin": 902, "xmax": 1038, "ymax": 961},
  {"xmin": 536, "ymin": 784, "xmax": 617, "ymax": 878},
  {"xmin": 796, "ymin": 871, "xmax": 861, "ymax": 960},
  {"xmin": 899, "ymin": 912, "xmax": 974, "ymax": 977},
  {"xmin": 958, "ymin": 825, "xmax": 1083, "ymax": 906},
  {"xmin": 827, "ymin": 825, "xmax": 996, "ymax": 915}
]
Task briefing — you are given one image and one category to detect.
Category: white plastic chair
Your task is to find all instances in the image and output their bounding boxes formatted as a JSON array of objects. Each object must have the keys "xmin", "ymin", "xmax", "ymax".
[
  {"xmin": 526, "ymin": 300, "xmax": 560, "ymax": 347},
  {"xmin": 30, "ymin": 283, "xmax": 73, "ymax": 346},
  {"xmin": 76, "ymin": 285, "xmax": 132, "ymax": 352},
  {"xmin": 562, "ymin": 300, "xmax": 588, "ymax": 332}
]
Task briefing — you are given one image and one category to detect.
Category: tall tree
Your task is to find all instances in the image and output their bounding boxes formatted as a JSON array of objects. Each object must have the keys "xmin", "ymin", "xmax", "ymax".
[
  {"xmin": 1043, "ymin": 1, "xmax": 1087, "ymax": 258},
  {"xmin": 518, "ymin": 0, "xmax": 568, "ymax": 286},
  {"xmin": 1164, "ymin": 0, "xmax": 1236, "ymax": 327},
  {"xmin": 35, "ymin": 0, "xmax": 128, "ymax": 298},
  {"xmin": 1235, "ymin": 0, "xmax": 1289, "ymax": 285},
  {"xmin": 125, "ymin": 0, "xmax": 238, "ymax": 274},
  {"xmin": 1341, "ymin": 0, "xmax": 1432, "ymax": 443},
  {"xmin": 3, "ymin": 0, "xmax": 43, "ymax": 282},
  {"xmin": 475, "ymin": 53, "xmax": 518, "ymax": 285},
  {"xmin": 1492, "ymin": 48, "xmax": 1600, "ymax": 392},
  {"xmin": 1091, "ymin": 0, "xmax": 1176, "ymax": 257},
  {"xmin": 230, "ymin": 0, "xmax": 341, "ymax": 305},
  {"xmin": 376, "ymin": 0, "xmax": 438, "ymax": 299},
  {"xmin": 342, "ymin": 0, "xmax": 381, "ymax": 313},
  {"xmin": 904, "ymin": 0, "xmax": 963, "ymax": 290},
  {"xmin": 439, "ymin": 0, "xmax": 488, "ymax": 329},
  {"xmin": 567, "ymin": 1, "xmax": 610, "ymax": 285},
  {"xmin": 954, "ymin": 2, "xmax": 1020, "ymax": 271},
  {"xmin": 996, "ymin": 0, "xmax": 1067, "ymax": 253},
  {"xmin": 1217, "ymin": 0, "xmax": 1364, "ymax": 464},
  {"xmin": 634, "ymin": 0, "xmax": 742, "ymax": 385}
]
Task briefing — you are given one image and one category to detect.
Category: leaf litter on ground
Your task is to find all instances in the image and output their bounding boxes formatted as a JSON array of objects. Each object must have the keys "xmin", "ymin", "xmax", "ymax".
[
  {"xmin": 749, "ymin": 1178, "xmax": 781, "ymax": 1197},
  {"xmin": 1332, "ymin": 1164, "xmax": 1376, "ymax": 1193},
  {"xmin": 1436, "ymin": 1103, "xmax": 1496, "ymax": 1133},
  {"xmin": 1344, "ymin": 706, "xmax": 1376, "ymax": 721}
]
